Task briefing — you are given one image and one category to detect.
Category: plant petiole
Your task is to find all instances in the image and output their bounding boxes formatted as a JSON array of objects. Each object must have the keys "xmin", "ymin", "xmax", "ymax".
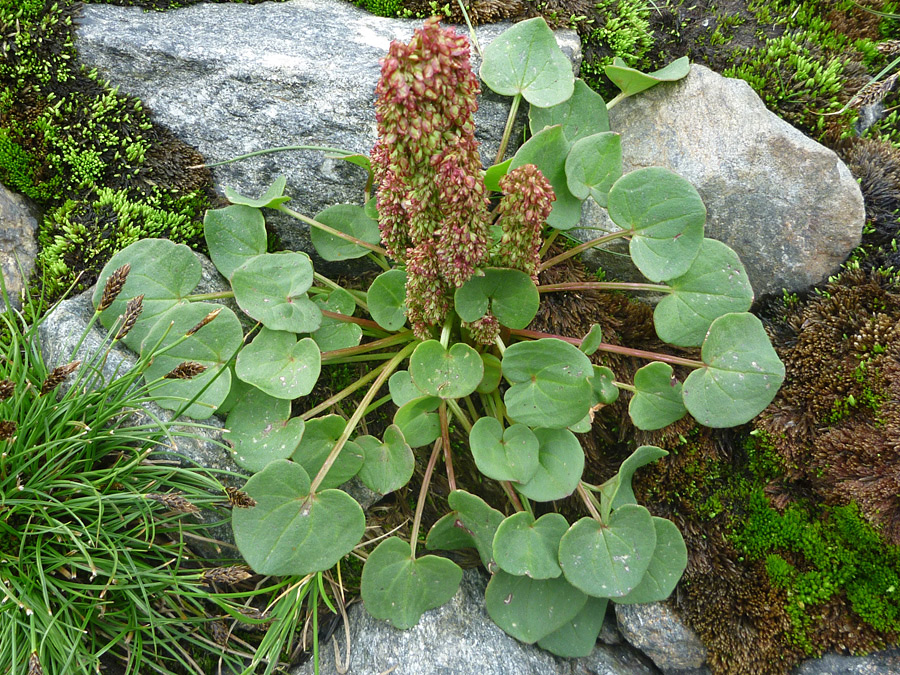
[
  {"xmin": 537, "ymin": 281, "xmax": 671, "ymax": 294},
  {"xmin": 494, "ymin": 93, "xmax": 522, "ymax": 166},
  {"xmin": 279, "ymin": 205, "xmax": 388, "ymax": 257},
  {"xmin": 410, "ymin": 437, "xmax": 444, "ymax": 558},
  {"xmin": 538, "ymin": 230, "xmax": 630, "ymax": 272}
]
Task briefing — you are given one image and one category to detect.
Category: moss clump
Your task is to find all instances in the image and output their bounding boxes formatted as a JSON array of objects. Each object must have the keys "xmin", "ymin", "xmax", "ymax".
[{"xmin": 579, "ymin": 0, "xmax": 655, "ymax": 92}]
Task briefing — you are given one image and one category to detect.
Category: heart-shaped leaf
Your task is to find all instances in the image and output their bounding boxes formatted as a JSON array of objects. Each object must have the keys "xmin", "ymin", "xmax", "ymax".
[
  {"xmin": 312, "ymin": 288, "xmax": 362, "ymax": 351},
  {"xmin": 224, "ymin": 385, "xmax": 305, "ymax": 472},
  {"xmin": 605, "ymin": 56, "xmax": 690, "ymax": 98},
  {"xmin": 290, "ymin": 414, "xmax": 365, "ymax": 490},
  {"xmin": 601, "ymin": 445, "xmax": 668, "ymax": 514},
  {"xmin": 590, "ymin": 365, "xmax": 619, "ymax": 406},
  {"xmin": 558, "ymin": 504, "xmax": 657, "ymax": 598},
  {"xmin": 628, "ymin": 362, "xmax": 687, "ymax": 431},
  {"xmin": 235, "ymin": 328, "xmax": 321, "ymax": 400},
  {"xmin": 480, "ymin": 17, "xmax": 575, "ymax": 107},
  {"xmin": 232, "ymin": 252, "xmax": 321, "ymax": 333},
  {"xmin": 393, "ymin": 396, "xmax": 441, "ymax": 448},
  {"xmin": 607, "ymin": 167, "xmax": 705, "ymax": 282},
  {"xmin": 94, "ymin": 238, "xmax": 202, "ymax": 350},
  {"xmin": 502, "ymin": 338, "xmax": 593, "ymax": 429},
  {"xmin": 682, "ymin": 312, "xmax": 785, "ymax": 427},
  {"xmin": 361, "ymin": 537, "xmax": 462, "ymax": 629},
  {"xmin": 654, "ymin": 238, "xmax": 754, "ymax": 347},
  {"xmin": 225, "ymin": 175, "xmax": 291, "ymax": 209},
  {"xmin": 580, "ymin": 324, "xmax": 603, "ymax": 355},
  {"xmin": 203, "ymin": 205, "xmax": 267, "ymax": 280},
  {"xmin": 614, "ymin": 517, "xmax": 687, "ymax": 604},
  {"xmin": 484, "ymin": 158, "xmax": 512, "ymax": 192},
  {"xmin": 447, "ymin": 490, "xmax": 505, "ymax": 570},
  {"xmin": 409, "ymin": 340, "xmax": 483, "ymax": 399},
  {"xmin": 140, "ymin": 302, "xmax": 243, "ymax": 419},
  {"xmin": 537, "ymin": 596, "xmax": 608, "ymax": 658},
  {"xmin": 492, "ymin": 512, "xmax": 569, "ymax": 579},
  {"xmin": 469, "ymin": 417, "xmax": 540, "ymax": 484},
  {"xmin": 367, "ymin": 269, "xmax": 407, "ymax": 331},
  {"xmin": 232, "ymin": 459, "xmax": 365, "ymax": 575},
  {"xmin": 485, "ymin": 570, "xmax": 587, "ymax": 644},
  {"xmin": 388, "ymin": 370, "xmax": 426, "ymax": 408},
  {"xmin": 477, "ymin": 353, "xmax": 502, "ymax": 394},
  {"xmin": 565, "ymin": 132, "xmax": 622, "ymax": 207},
  {"xmin": 426, "ymin": 511, "xmax": 478, "ymax": 552},
  {"xmin": 516, "ymin": 428, "xmax": 584, "ymax": 502},
  {"xmin": 529, "ymin": 79, "xmax": 609, "ymax": 142},
  {"xmin": 311, "ymin": 204, "xmax": 381, "ymax": 261},
  {"xmin": 454, "ymin": 268, "xmax": 540, "ymax": 330},
  {"xmin": 510, "ymin": 126, "xmax": 581, "ymax": 230},
  {"xmin": 356, "ymin": 425, "xmax": 415, "ymax": 495}
]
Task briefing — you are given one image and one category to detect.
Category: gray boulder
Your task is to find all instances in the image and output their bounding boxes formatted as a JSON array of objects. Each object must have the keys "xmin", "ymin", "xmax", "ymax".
[
  {"xmin": 0, "ymin": 184, "xmax": 40, "ymax": 312},
  {"xmin": 293, "ymin": 569, "xmax": 657, "ymax": 675},
  {"xmin": 792, "ymin": 650, "xmax": 900, "ymax": 675},
  {"xmin": 576, "ymin": 64, "xmax": 865, "ymax": 298},
  {"xmin": 615, "ymin": 603, "xmax": 707, "ymax": 674},
  {"xmin": 74, "ymin": 0, "xmax": 580, "ymax": 272}
]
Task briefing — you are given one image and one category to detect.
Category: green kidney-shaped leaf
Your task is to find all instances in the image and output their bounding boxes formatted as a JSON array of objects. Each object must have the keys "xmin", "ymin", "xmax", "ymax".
[
  {"xmin": 529, "ymin": 79, "xmax": 609, "ymax": 142},
  {"xmin": 614, "ymin": 517, "xmax": 687, "ymax": 605},
  {"xmin": 537, "ymin": 596, "xmax": 608, "ymax": 658},
  {"xmin": 605, "ymin": 56, "xmax": 691, "ymax": 98},
  {"xmin": 628, "ymin": 361, "xmax": 687, "ymax": 431},
  {"xmin": 503, "ymin": 338, "xmax": 593, "ymax": 429},
  {"xmin": 607, "ymin": 167, "xmax": 706, "ymax": 282},
  {"xmin": 224, "ymin": 175, "xmax": 291, "ymax": 209},
  {"xmin": 601, "ymin": 445, "xmax": 668, "ymax": 515},
  {"xmin": 409, "ymin": 341, "xmax": 483, "ymax": 399},
  {"xmin": 312, "ymin": 288, "xmax": 362, "ymax": 351},
  {"xmin": 393, "ymin": 396, "xmax": 441, "ymax": 448},
  {"xmin": 232, "ymin": 252, "xmax": 321, "ymax": 333},
  {"xmin": 203, "ymin": 205, "xmax": 267, "ymax": 280},
  {"xmin": 516, "ymin": 428, "xmax": 584, "ymax": 502},
  {"xmin": 447, "ymin": 490, "xmax": 505, "ymax": 571},
  {"xmin": 510, "ymin": 126, "xmax": 581, "ymax": 230},
  {"xmin": 485, "ymin": 570, "xmax": 587, "ymax": 644},
  {"xmin": 580, "ymin": 324, "xmax": 603, "ymax": 355},
  {"xmin": 235, "ymin": 328, "xmax": 321, "ymax": 400},
  {"xmin": 290, "ymin": 414, "xmax": 365, "ymax": 490},
  {"xmin": 361, "ymin": 536, "xmax": 462, "ymax": 629},
  {"xmin": 94, "ymin": 238, "xmax": 202, "ymax": 350},
  {"xmin": 356, "ymin": 425, "xmax": 415, "ymax": 495},
  {"xmin": 367, "ymin": 269, "xmax": 407, "ymax": 331},
  {"xmin": 654, "ymin": 238, "xmax": 754, "ymax": 347},
  {"xmin": 232, "ymin": 459, "xmax": 365, "ymax": 575},
  {"xmin": 140, "ymin": 302, "xmax": 242, "ymax": 419},
  {"xmin": 480, "ymin": 17, "xmax": 575, "ymax": 107},
  {"xmin": 493, "ymin": 512, "xmax": 569, "ymax": 579},
  {"xmin": 454, "ymin": 268, "xmax": 540, "ymax": 329},
  {"xmin": 425, "ymin": 511, "xmax": 478, "ymax": 552},
  {"xmin": 311, "ymin": 204, "xmax": 381, "ymax": 261},
  {"xmin": 477, "ymin": 353, "xmax": 502, "ymax": 394},
  {"xmin": 565, "ymin": 132, "xmax": 622, "ymax": 206},
  {"xmin": 484, "ymin": 158, "xmax": 512, "ymax": 192},
  {"xmin": 224, "ymin": 385, "xmax": 304, "ymax": 472},
  {"xmin": 469, "ymin": 417, "xmax": 540, "ymax": 484},
  {"xmin": 682, "ymin": 312, "xmax": 785, "ymax": 427},
  {"xmin": 590, "ymin": 365, "xmax": 619, "ymax": 406},
  {"xmin": 559, "ymin": 505, "xmax": 657, "ymax": 598},
  {"xmin": 389, "ymin": 370, "xmax": 425, "ymax": 408}
]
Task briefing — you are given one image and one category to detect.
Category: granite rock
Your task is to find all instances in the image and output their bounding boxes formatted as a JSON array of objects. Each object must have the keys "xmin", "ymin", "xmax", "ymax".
[
  {"xmin": 0, "ymin": 184, "xmax": 40, "ymax": 312},
  {"xmin": 615, "ymin": 602, "xmax": 707, "ymax": 674},
  {"xmin": 791, "ymin": 649, "xmax": 900, "ymax": 675}
]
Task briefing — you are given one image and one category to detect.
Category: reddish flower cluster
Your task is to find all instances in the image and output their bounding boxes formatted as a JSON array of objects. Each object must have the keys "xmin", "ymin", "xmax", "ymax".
[{"xmin": 494, "ymin": 164, "xmax": 556, "ymax": 282}]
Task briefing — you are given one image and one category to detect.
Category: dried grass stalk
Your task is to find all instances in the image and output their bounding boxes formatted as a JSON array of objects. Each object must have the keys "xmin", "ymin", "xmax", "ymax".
[{"xmin": 146, "ymin": 491, "xmax": 200, "ymax": 514}]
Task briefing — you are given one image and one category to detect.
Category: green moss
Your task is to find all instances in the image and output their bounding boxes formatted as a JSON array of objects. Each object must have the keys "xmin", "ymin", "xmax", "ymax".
[{"xmin": 580, "ymin": 0, "xmax": 655, "ymax": 92}]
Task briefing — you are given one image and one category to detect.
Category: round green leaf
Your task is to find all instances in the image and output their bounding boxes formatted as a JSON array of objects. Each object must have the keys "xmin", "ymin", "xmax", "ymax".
[
  {"xmin": 605, "ymin": 56, "xmax": 691, "ymax": 98},
  {"xmin": 361, "ymin": 536, "xmax": 462, "ymax": 630},
  {"xmin": 493, "ymin": 512, "xmax": 569, "ymax": 579},
  {"xmin": 311, "ymin": 204, "xmax": 381, "ymax": 261},
  {"xmin": 232, "ymin": 252, "xmax": 321, "ymax": 333},
  {"xmin": 312, "ymin": 289, "xmax": 362, "ymax": 351},
  {"xmin": 516, "ymin": 428, "xmax": 584, "ymax": 502},
  {"xmin": 529, "ymin": 79, "xmax": 609, "ymax": 142},
  {"xmin": 682, "ymin": 312, "xmax": 785, "ymax": 427},
  {"xmin": 477, "ymin": 353, "xmax": 502, "ymax": 394},
  {"xmin": 510, "ymin": 126, "xmax": 581, "ymax": 230},
  {"xmin": 537, "ymin": 596, "xmax": 609, "ymax": 658},
  {"xmin": 290, "ymin": 414, "xmax": 365, "ymax": 490},
  {"xmin": 559, "ymin": 505, "xmax": 657, "ymax": 598},
  {"xmin": 653, "ymin": 238, "xmax": 754, "ymax": 347},
  {"xmin": 367, "ymin": 269, "xmax": 407, "ymax": 331},
  {"xmin": 224, "ymin": 175, "xmax": 291, "ymax": 209},
  {"xmin": 565, "ymin": 132, "xmax": 622, "ymax": 206},
  {"xmin": 203, "ymin": 205, "xmax": 267, "ymax": 280},
  {"xmin": 597, "ymin": 445, "xmax": 668, "ymax": 518},
  {"xmin": 590, "ymin": 365, "xmax": 619, "ymax": 406},
  {"xmin": 480, "ymin": 17, "xmax": 575, "ymax": 107},
  {"xmin": 140, "ymin": 302, "xmax": 242, "ymax": 420},
  {"xmin": 628, "ymin": 362, "xmax": 687, "ymax": 431},
  {"xmin": 235, "ymin": 328, "xmax": 321, "ymax": 400},
  {"xmin": 409, "ymin": 340, "xmax": 483, "ymax": 399},
  {"xmin": 224, "ymin": 386, "xmax": 305, "ymax": 472},
  {"xmin": 232, "ymin": 459, "xmax": 365, "ymax": 575},
  {"xmin": 426, "ymin": 511, "xmax": 477, "ymax": 552},
  {"xmin": 614, "ymin": 517, "xmax": 687, "ymax": 605},
  {"xmin": 447, "ymin": 489, "xmax": 505, "ymax": 571},
  {"xmin": 607, "ymin": 167, "xmax": 706, "ymax": 282},
  {"xmin": 485, "ymin": 158, "xmax": 512, "ymax": 192},
  {"xmin": 93, "ymin": 238, "xmax": 202, "ymax": 350},
  {"xmin": 502, "ymin": 338, "xmax": 593, "ymax": 429},
  {"xmin": 356, "ymin": 425, "xmax": 415, "ymax": 495},
  {"xmin": 393, "ymin": 396, "xmax": 441, "ymax": 448},
  {"xmin": 454, "ymin": 268, "xmax": 540, "ymax": 329},
  {"xmin": 485, "ymin": 570, "xmax": 587, "ymax": 644},
  {"xmin": 580, "ymin": 324, "xmax": 603, "ymax": 355},
  {"xmin": 388, "ymin": 370, "xmax": 425, "ymax": 408},
  {"xmin": 469, "ymin": 417, "xmax": 540, "ymax": 484}
]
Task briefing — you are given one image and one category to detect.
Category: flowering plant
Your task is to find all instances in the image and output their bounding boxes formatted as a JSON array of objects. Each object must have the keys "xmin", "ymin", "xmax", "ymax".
[{"xmin": 89, "ymin": 16, "xmax": 784, "ymax": 662}]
